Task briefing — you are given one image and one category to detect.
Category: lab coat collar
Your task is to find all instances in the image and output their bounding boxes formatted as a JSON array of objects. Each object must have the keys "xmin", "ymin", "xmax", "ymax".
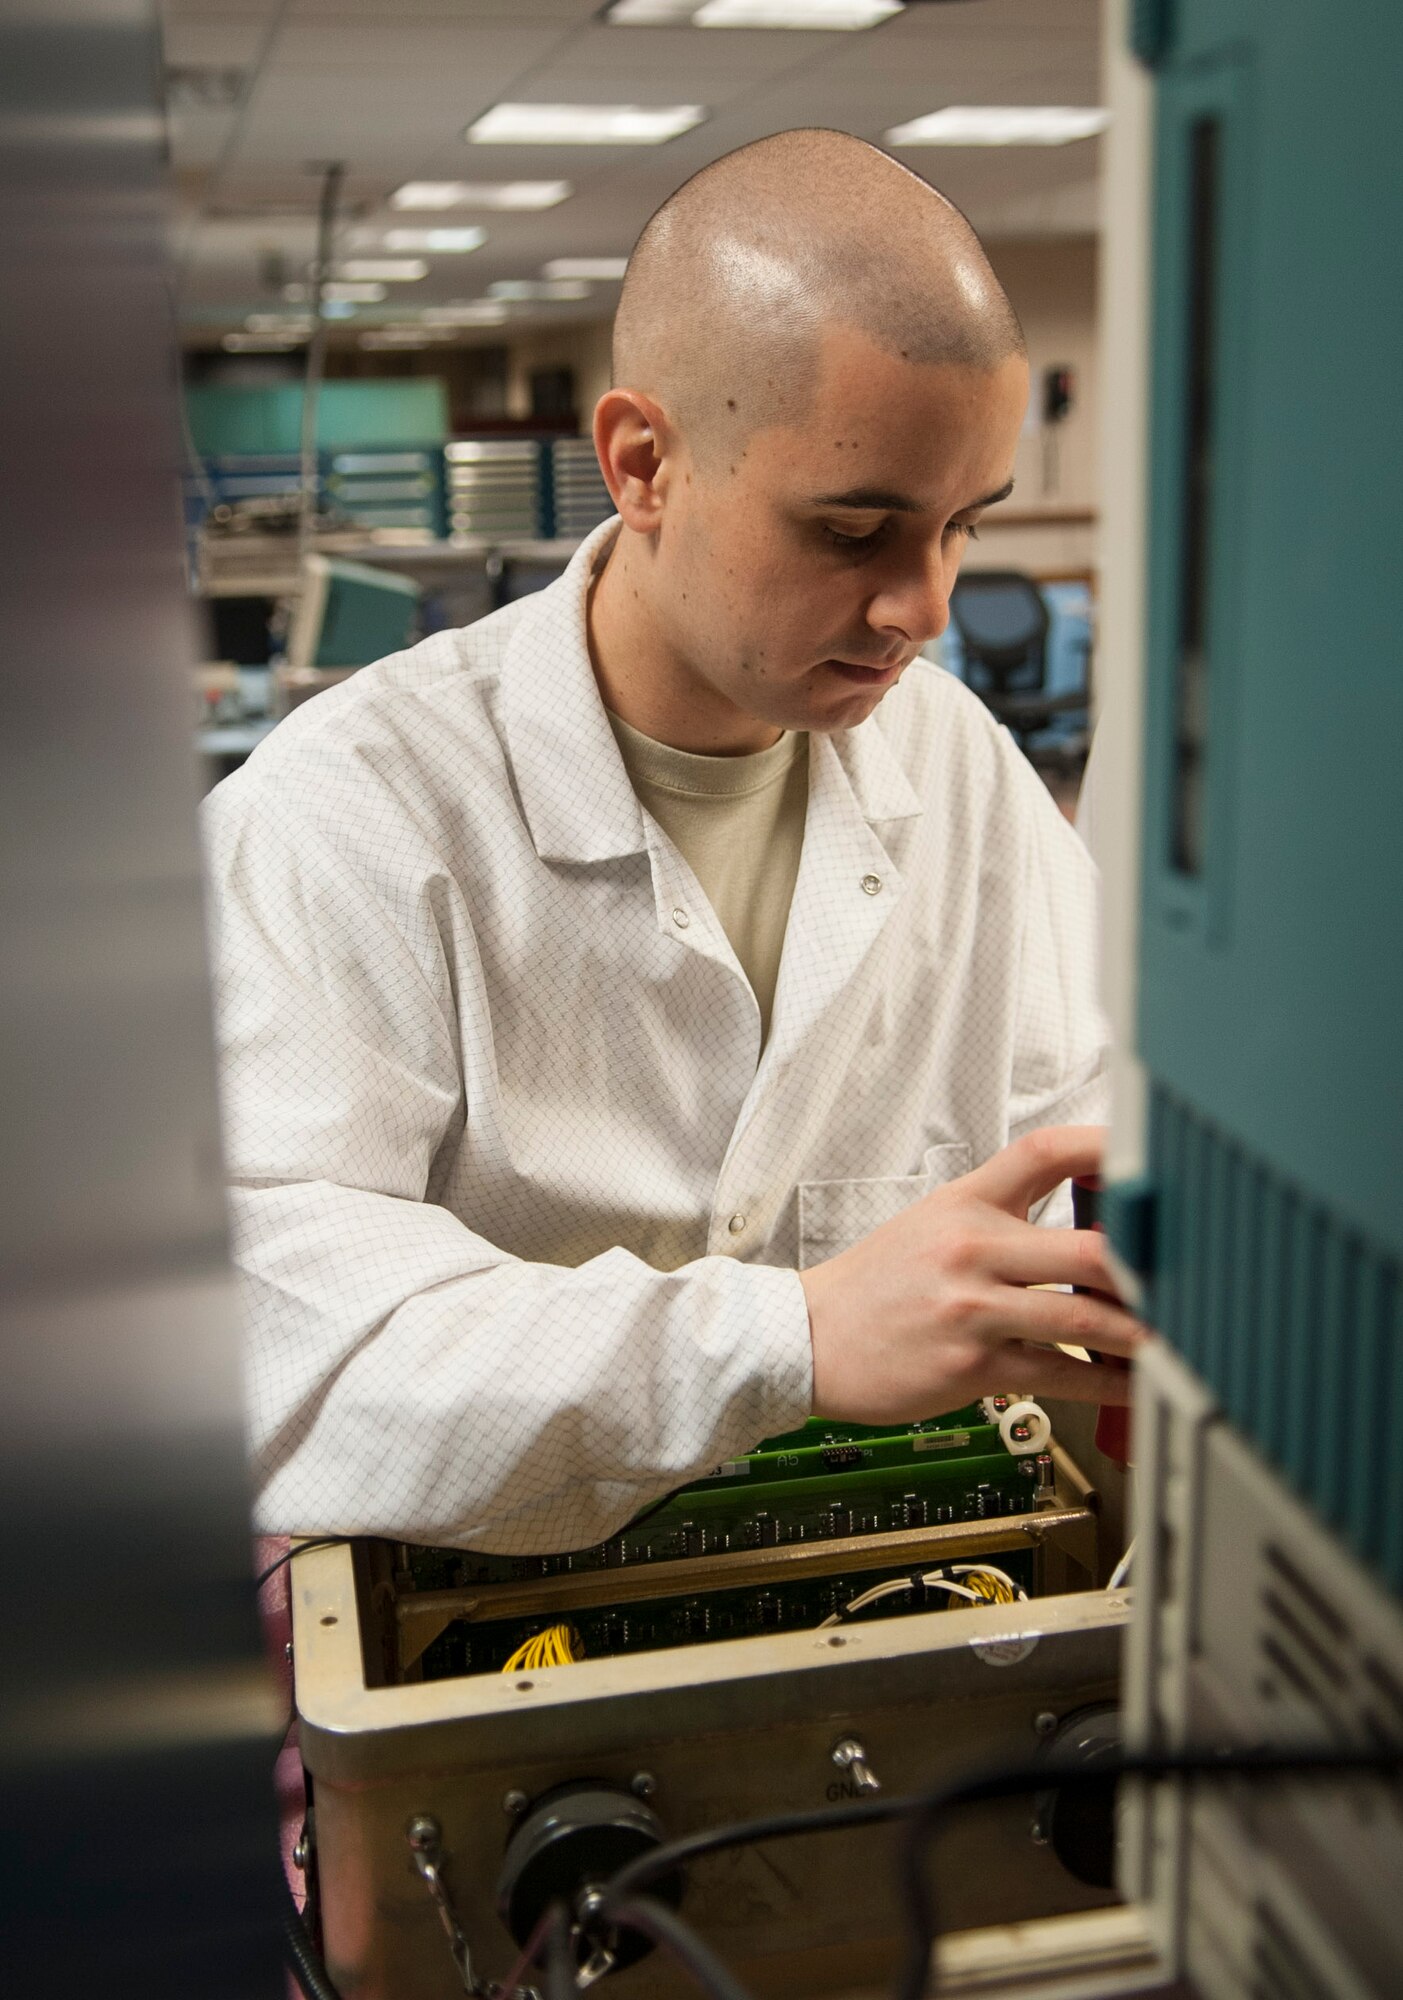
[
  {"xmin": 828, "ymin": 701, "xmax": 925, "ymax": 827},
  {"xmin": 499, "ymin": 515, "xmax": 924, "ymax": 865},
  {"xmin": 498, "ymin": 520, "xmax": 648, "ymax": 865}
]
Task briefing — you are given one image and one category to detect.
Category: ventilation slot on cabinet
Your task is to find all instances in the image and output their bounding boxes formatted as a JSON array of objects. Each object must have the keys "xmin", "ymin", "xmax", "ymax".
[
  {"xmin": 1362, "ymin": 1655, "xmax": 1403, "ymax": 1736},
  {"xmin": 1361, "ymin": 1657, "xmax": 1403, "ymax": 1830},
  {"xmin": 1256, "ymin": 1542, "xmax": 1403, "ymax": 1835},
  {"xmin": 1251, "ymin": 1902, "xmax": 1339, "ymax": 2000},
  {"xmin": 1257, "ymin": 1543, "xmax": 1353, "ymax": 1731},
  {"xmin": 1147, "ymin": 1087, "xmax": 1403, "ymax": 1597}
]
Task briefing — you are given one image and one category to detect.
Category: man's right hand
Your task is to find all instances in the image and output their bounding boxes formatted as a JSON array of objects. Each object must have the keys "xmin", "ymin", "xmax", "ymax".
[{"xmin": 799, "ymin": 1125, "xmax": 1147, "ymax": 1426}]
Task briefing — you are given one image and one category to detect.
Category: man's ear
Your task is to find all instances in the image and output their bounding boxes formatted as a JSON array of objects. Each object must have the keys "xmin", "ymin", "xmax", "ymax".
[{"xmin": 593, "ymin": 388, "xmax": 675, "ymax": 534}]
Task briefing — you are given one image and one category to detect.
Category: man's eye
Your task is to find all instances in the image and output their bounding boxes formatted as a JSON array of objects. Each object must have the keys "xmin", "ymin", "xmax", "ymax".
[
  {"xmin": 947, "ymin": 519, "xmax": 980, "ymax": 541},
  {"xmin": 820, "ymin": 521, "xmax": 885, "ymax": 550}
]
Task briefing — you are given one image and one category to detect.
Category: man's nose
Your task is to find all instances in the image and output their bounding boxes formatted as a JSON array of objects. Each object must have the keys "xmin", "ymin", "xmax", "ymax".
[{"xmin": 868, "ymin": 548, "xmax": 953, "ymax": 647}]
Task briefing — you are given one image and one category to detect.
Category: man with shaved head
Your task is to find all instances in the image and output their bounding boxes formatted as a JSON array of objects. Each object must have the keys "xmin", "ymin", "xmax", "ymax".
[
  {"xmin": 204, "ymin": 129, "xmax": 1137, "ymax": 1552},
  {"xmin": 597, "ymin": 130, "xmax": 1027, "ymax": 760}
]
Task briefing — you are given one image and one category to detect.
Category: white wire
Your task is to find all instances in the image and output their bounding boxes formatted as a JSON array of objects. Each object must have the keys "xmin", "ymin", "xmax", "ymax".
[
  {"xmin": 817, "ymin": 1564, "xmax": 1028, "ymax": 1630},
  {"xmin": 949, "ymin": 1562, "xmax": 1020, "ymax": 1593},
  {"xmin": 918, "ymin": 1575, "xmax": 983, "ymax": 1603},
  {"xmin": 817, "ymin": 1574, "xmax": 936, "ymax": 1627},
  {"xmin": 843, "ymin": 1578, "xmax": 918, "ymax": 1616},
  {"xmin": 1107, "ymin": 1538, "xmax": 1136, "ymax": 1591}
]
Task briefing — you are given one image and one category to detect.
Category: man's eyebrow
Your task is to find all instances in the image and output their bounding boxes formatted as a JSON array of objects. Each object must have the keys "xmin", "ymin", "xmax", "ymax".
[
  {"xmin": 808, "ymin": 486, "xmax": 924, "ymax": 512},
  {"xmin": 806, "ymin": 477, "xmax": 1016, "ymax": 513},
  {"xmin": 968, "ymin": 477, "xmax": 1016, "ymax": 510}
]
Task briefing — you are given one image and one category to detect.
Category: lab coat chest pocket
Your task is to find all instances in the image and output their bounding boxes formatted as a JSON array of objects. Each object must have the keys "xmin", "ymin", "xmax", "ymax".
[{"xmin": 796, "ymin": 1144, "xmax": 971, "ymax": 1271}]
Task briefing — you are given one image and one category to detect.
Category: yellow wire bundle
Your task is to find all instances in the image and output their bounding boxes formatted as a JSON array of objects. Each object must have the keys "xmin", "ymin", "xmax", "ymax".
[
  {"xmin": 948, "ymin": 1563, "xmax": 1020, "ymax": 1605},
  {"xmin": 501, "ymin": 1623, "xmax": 584, "ymax": 1673}
]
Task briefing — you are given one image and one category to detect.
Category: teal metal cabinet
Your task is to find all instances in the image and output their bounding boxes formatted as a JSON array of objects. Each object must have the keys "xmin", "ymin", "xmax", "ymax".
[{"xmin": 1124, "ymin": 0, "xmax": 1403, "ymax": 1587}]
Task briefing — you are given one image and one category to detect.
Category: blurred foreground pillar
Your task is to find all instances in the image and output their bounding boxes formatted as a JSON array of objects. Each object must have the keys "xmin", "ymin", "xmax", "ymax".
[{"xmin": 0, "ymin": 5, "xmax": 282, "ymax": 1994}]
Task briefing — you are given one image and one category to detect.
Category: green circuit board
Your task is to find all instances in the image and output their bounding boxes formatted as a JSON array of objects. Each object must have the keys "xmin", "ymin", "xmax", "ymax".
[
  {"xmin": 401, "ymin": 1403, "xmax": 1053, "ymax": 1676},
  {"xmin": 404, "ymin": 1402, "xmax": 1048, "ymax": 1592},
  {"xmin": 417, "ymin": 1544, "xmax": 1040, "ymax": 1680}
]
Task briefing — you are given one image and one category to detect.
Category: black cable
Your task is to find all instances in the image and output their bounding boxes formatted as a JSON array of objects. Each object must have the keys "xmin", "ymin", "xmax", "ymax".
[
  {"xmin": 604, "ymin": 1791, "xmax": 916, "ymax": 1904},
  {"xmin": 610, "ymin": 1738, "xmax": 1403, "ymax": 1918},
  {"xmin": 602, "ymin": 1742, "xmax": 1402, "ymax": 2000},
  {"xmin": 542, "ymin": 1903, "xmax": 576, "ymax": 2000},
  {"xmin": 607, "ymin": 1896, "xmax": 755, "ymax": 2000},
  {"xmin": 256, "ymin": 1537, "xmax": 356, "ymax": 1592},
  {"xmin": 894, "ymin": 1744, "xmax": 1403, "ymax": 2000},
  {"xmin": 279, "ymin": 1863, "xmax": 342, "ymax": 2000}
]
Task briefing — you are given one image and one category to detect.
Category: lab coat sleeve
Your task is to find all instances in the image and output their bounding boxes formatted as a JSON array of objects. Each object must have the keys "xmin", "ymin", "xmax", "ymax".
[
  {"xmin": 203, "ymin": 788, "xmax": 813, "ymax": 1553},
  {"xmin": 1003, "ymin": 744, "xmax": 1112, "ymax": 1231}
]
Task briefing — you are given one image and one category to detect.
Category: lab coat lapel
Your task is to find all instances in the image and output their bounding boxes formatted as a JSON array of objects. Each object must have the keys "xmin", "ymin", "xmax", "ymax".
[
  {"xmin": 764, "ymin": 721, "xmax": 924, "ymax": 1068},
  {"xmin": 497, "ymin": 520, "xmax": 647, "ymax": 866}
]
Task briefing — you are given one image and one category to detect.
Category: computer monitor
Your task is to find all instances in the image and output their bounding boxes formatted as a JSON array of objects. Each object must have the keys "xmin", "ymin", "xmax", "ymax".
[
  {"xmin": 202, "ymin": 593, "xmax": 275, "ymax": 666},
  {"xmin": 285, "ymin": 554, "xmax": 420, "ymax": 672}
]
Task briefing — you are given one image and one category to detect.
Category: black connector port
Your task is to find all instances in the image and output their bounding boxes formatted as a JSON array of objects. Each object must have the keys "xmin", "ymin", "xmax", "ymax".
[{"xmin": 821, "ymin": 1445, "xmax": 864, "ymax": 1470}]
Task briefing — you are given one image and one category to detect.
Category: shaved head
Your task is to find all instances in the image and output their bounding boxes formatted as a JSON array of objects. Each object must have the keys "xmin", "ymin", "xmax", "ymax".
[
  {"xmin": 589, "ymin": 127, "xmax": 1029, "ymax": 755},
  {"xmin": 613, "ymin": 127, "xmax": 1024, "ymax": 454}
]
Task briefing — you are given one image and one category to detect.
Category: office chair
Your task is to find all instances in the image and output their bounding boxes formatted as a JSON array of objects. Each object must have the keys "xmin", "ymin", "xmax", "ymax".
[{"xmin": 948, "ymin": 569, "xmax": 1086, "ymax": 752}]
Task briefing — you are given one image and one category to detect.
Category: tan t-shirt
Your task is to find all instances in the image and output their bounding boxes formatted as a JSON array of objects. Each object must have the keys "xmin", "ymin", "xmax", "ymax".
[{"xmin": 608, "ymin": 712, "xmax": 809, "ymax": 1046}]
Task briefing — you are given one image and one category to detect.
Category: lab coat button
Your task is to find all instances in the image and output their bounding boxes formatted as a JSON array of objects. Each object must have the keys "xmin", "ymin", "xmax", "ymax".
[
  {"xmin": 727, "ymin": 1213, "xmax": 747, "ymax": 1235},
  {"xmin": 672, "ymin": 907, "xmax": 690, "ymax": 929},
  {"xmin": 861, "ymin": 873, "xmax": 883, "ymax": 896}
]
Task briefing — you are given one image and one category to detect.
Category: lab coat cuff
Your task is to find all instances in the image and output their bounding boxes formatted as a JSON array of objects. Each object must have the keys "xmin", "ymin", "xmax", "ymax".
[{"xmin": 743, "ymin": 1261, "xmax": 815, "ymax": 1442}]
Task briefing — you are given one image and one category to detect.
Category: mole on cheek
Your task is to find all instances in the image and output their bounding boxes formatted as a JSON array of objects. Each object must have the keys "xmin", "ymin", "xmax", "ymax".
[{"xmin": 727, "ymin": 398, "xmax": 737, "ymax": 411}]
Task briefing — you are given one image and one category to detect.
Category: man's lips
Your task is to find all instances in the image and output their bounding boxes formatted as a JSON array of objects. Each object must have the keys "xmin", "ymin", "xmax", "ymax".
[{"xmin": 824, "ymin": 656, "xmax": 908, "ymax": 684}]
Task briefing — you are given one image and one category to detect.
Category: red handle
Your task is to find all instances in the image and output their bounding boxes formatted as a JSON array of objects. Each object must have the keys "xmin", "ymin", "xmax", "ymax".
[
  {"xmin": 1095, "ymin": 1399, "xmax": 1132, "ymax": 1464},
  {"xmin": 1072, "ymin": 1175, "xmax": 1133, "ymax": 1469}
]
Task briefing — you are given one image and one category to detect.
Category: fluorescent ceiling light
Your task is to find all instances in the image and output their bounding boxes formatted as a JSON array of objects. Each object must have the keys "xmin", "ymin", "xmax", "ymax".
[
  {"xmin": 245, "ymin": 313, "xmax": 314, "ymax": 335},
  {"xmin": 222, "ymin": 331, "xmax": 304, "ymax": 352},
  {"xmin": 320, "ymin": 300, "xmax": 360, "ymax": 319},
  {"xmin": 607, "ymin": 0, "xmax": 900, "ymax": 19},
  {"xmin": 422, "ymin": 301, "xmax": 510, "ymax": 325},
  {"xmin": 334, "ymin": 259, "xmax": 428, "ymax": 282},
  {"xmin": 467, "ymin": 103, "xmax": 705, "ymax": 146},
  {"xmin": 390, "ymin": 180, "xmax": 570, "ymax": 210},
  {"xmin": 542, "ymin": 257, "xmax": 629, "ymax": 281},
  {"xmin": 283, "ymin": 280, "xmax": 388, "ymax": 303},
  {"xmin": 885, "ymin": 106, "xmax": 1110, "ymax": 146},
  {"xmin": 488, "ymin": 278, "xmax": 591, "ymax": 301},
  {"xmin": 381, "ymin": 227, "xmax": 487, "ymax": 254},
  {"xmin": 359, "ymin": 329, "xmax": 435, "ymax": 349},
  {"xmin": 697, "ymin": 1, "xmax": 901, "ymax": 26}
]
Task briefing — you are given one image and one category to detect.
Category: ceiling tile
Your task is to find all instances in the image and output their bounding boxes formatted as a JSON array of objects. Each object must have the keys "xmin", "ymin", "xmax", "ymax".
[
  {"xmin": 232, "ymin": 70, "xmax": 489, "ymax": 167},
  {"xmin": 565, "ymin": 21, "xmax": 843, "ymax": 82},
  {"xmin": 271, "ymin": 20, "xmax": 564, "ymax": 70},
  {"xmin": 161, "ymin": 0, "xmax": 282, "ymax": 18},
  {"xmin": 290, "ymin": 0, "xmax": 598, "ymax": 17},
  {"xmin": 161, "ymin": 17, "xmax": 272, "ymax": 64},
  {"xmin": 174, "ymin": 0, "xmax": 1104, "ymax": 335}
]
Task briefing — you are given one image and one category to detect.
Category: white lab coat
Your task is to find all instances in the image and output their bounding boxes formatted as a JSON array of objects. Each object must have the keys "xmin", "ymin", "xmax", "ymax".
[{"xmin": 203, "ymin": 521, "xmax": 1108, "ymax": 1552}]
